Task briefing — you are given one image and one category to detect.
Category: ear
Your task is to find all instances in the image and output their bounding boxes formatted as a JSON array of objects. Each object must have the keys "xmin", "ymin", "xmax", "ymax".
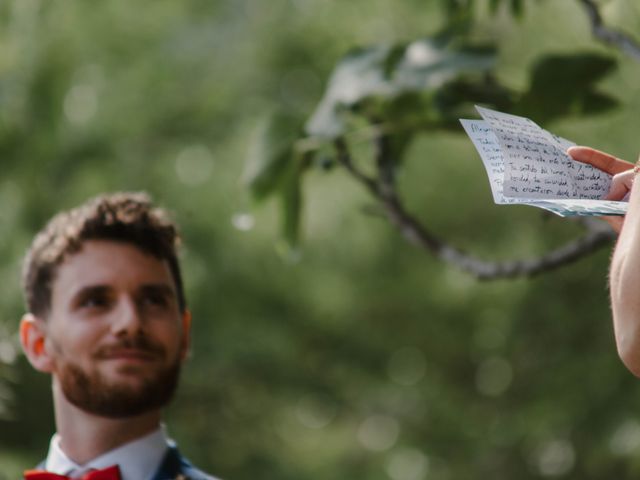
[
  {"xmin": 179, "ymin": 309, "xmax": 192, "ymax": 361},
  {"xmin": 20, "ymin": 313, "xmax": 54, "ymax": 373}
]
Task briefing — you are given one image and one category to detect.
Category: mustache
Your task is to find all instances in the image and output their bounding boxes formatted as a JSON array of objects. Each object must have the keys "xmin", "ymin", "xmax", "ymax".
[{"xmin": 94, "ymin": 336, "xmax": 166, "ymax": 358}]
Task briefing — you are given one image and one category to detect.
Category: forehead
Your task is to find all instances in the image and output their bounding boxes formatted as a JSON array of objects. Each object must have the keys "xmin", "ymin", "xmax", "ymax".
[{"xmin": 51, "ymin": 240, "xmax": 174, "ymax": 301}]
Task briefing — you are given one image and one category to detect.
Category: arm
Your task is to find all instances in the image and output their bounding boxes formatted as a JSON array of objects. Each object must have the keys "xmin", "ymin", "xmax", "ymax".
[
  {"xmin": 610, "ymin": 167, "xmax": 640, "ymax": 376},
  {"xmin": 569, "ymin": 146, "xmax": 640, "ymax": 375}
]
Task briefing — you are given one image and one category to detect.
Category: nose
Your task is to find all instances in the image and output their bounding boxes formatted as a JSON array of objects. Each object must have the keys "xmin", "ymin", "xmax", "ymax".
[{"xmin": 111, "ymin": 297, "xmax": 144, "ymax": 337}]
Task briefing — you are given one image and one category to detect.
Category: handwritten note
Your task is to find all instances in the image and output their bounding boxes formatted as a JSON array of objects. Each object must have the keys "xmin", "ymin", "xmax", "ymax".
[
  {"xmin": 460, "ymin": 119, "xmax": 522, "ymax": 204},
  {"xmin": 461, "ymin": 106, "xmax": 626, "ymax": 217}
]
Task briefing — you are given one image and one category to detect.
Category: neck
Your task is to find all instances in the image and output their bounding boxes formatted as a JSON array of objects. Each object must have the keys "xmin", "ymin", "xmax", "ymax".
[{"xmin": 52, "ymin": 380, "xmax": 162, "ymax": 465}]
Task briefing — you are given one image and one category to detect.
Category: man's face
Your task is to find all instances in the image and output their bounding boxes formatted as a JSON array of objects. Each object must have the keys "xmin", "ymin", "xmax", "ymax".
[{"xmin": 42, "ymin": 240, "xmax": 189, "ymax": 418}]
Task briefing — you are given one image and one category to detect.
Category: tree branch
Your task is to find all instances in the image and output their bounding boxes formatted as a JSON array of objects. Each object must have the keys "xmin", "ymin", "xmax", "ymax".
[
  {"xmin": 333, "ymin": 137, "xmax": 378, "ymax": 193},
  {"xmin": 578, "ymin": 0, "xmax": 640, "ymax": 61},
  {"xmin": 335, "ymin": 135, "xmax": 616, "ymax": 280},
  {"xmin": 329, "ymin": 1, "xmax": 637, "ymax": 278}
]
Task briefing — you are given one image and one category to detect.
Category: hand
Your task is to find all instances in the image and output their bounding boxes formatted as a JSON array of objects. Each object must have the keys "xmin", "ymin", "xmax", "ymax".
[
  {"xmin": 567, "ymin": 146, "xmax": 634, "ymax": 233},
  {"xmin": 567, "ymin": 146, "xmax": 633, "ymax": 175}
]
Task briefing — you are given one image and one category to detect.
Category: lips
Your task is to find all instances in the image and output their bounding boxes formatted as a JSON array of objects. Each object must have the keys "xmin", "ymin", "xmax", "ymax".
[
  {"xmin": 100, "ymin": 349, "xmax": 158, "ymax": 361},
  {"xmin": 95, "ymin": 337, "xmax": 166, "ymax": 361}
]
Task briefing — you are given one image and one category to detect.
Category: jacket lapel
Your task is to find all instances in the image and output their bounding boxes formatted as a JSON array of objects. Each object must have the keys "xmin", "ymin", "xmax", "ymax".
[{"xmin": 151, "ymin": 446, "xmax": 185, "ymax": 480}]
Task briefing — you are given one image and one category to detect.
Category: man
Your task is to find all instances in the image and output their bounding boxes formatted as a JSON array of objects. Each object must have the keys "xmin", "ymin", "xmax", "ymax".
[
  {"xmin": 568, "ymin": 146, "xmax": 640, "ymax": 378},
  {"xmin": 19, "ymin": 192, "xmax": 219, "ymax": 479}
]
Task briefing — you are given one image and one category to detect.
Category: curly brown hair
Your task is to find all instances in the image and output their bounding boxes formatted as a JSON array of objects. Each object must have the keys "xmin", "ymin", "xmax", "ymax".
[{"xmin": 22, "ymin": 192, "xmax": 186, "ymax": 317}]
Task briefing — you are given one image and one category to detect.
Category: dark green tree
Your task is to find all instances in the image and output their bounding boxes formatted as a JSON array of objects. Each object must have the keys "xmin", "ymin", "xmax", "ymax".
[{"xmin": 2, "ymin": 1, "xmax": 640, "ymax": 479}]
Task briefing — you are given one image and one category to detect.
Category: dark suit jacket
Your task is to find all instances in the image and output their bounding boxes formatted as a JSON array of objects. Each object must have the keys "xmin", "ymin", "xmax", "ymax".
[
  {"xmin": 35, "ymin": 446, "xmax": 219, "ymax": 480},
  {"xmin": 152, "ymin": 446, "xmax": 219, "ymax": 480}
]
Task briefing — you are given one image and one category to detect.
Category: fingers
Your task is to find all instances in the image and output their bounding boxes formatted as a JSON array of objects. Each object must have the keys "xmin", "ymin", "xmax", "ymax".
[
  {"xmin": 605, "ymin": 170, "xmax": 635, "ymax": 201},
  {"xmin": 567, "ymin": 146, "xmax": 633, "ymax": 175},
  {"xmin": 601, "ymin": 170, "xmax": 634, "ymax": 234},
  {"xmin": 566, "ymin": 146, "xmax": 634, "ymax": 236}
]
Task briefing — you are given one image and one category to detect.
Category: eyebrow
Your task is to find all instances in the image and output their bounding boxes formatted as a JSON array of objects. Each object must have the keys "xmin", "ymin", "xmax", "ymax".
[
  {"xmin": 70, "ymin": 285, "xmax": 112, "ymax": 307},
  {"xmin": 138, "ymin": 284, "xmax": 177, "ymax": 299},
  {"xmin": 70, "ymin": 283, "xmax": 177, "ymax": 305}
]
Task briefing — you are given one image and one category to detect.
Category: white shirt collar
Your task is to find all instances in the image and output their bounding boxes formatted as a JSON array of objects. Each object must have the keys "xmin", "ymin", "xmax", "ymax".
[{"xmin": 45, "ymin": 426, "xmax": 170, "ymax": 480}]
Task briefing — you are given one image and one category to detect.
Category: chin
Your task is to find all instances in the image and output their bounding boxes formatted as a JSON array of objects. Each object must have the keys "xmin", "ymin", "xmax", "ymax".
[{"xmin": 59, "ymin": 359, "xmax": 182, "ymax": 417}]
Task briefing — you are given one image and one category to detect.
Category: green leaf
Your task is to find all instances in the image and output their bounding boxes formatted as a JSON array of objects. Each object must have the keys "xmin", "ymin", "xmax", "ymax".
[
  {"xmin": 243, "ymin": 112, "xmax": 302, "ymax": 201},
  {"xmin": 305, "ymin": 37, "xmax": 496, "ymax": 139},
  {"xmin": 279, "ymin": 160, "xmax": 303, "ymax": 249},
  {"xmin": 433, "ymin": 75, "xmax": 515, "ymax": 121},
  {"xmin": 517, "ymin": 53, "xmax": 618, "ymax": 123},
  {"xmin": 383, "ymin": 45, "xmax": 407, "ymax": 79}
]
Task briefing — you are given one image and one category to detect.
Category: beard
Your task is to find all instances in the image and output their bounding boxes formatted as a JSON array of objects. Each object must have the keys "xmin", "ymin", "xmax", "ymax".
[{"xmin": 56, "ymin": 336, "xmax": 182, "ymax": 418}]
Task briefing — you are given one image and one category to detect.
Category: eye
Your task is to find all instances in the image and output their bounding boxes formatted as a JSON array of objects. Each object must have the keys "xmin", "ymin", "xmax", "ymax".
[
  {"xmin": 140, "ymin": 291, "xmax": 169, "ymax": 308},
  {"xmin": 78, "ymin": 292, "xmax": 112, "ymax": 310}
]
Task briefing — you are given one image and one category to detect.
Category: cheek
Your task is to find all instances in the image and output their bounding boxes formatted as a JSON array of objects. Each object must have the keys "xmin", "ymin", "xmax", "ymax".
[
  {"xmin": 47, "ymin": 323, "xmax": 103, "ymax": 360},
  {"xmin": 159, "ymin": 323, "xmax": 188, "ymax": 358}
]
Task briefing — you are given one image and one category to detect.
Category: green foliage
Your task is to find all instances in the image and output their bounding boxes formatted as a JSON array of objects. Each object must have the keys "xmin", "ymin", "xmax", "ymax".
[
  {"xmin": 305, "ymin": 38, "xmax": 496, "ymax": 139},
  {"xmin": 253, "ymin": 40, "xmax": 618, "ymax": 245},
  {"xmin": 2, "ymin": 1, "xmax": 640, "ymax": 479},
  {"xmin": 244, "ymin": 113, "xmax": 304, "ymax": 202},
  {"xmin": 244, "ymin": 112, "xmax": 307, "ymax": 248},
  {"xmin": 440, "ymin": 0, "xmax": 537, "ymax": 37},
  {"xmin": 279, "ymin": 156, "xmax": 305, "ymax": 250},
  {"xmin": 251, "ymin": 36, "xmax": 512, "ymax": 245},
  {"xmin": 517, "ymin": 53, "xmax": 619, "ymax": 123}
]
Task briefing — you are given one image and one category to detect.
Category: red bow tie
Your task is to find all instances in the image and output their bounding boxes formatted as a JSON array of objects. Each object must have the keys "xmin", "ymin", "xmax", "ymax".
[{"xmin": 24, "ymin": 465, "xmax": 122, "ymax": 480}]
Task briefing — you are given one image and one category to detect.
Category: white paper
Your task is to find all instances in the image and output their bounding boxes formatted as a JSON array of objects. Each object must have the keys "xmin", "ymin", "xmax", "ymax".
[
  {"xmin": 461, "ymin": 106, "xmax": 626, "ymax": 217},
  {"xmin": 460, "ymin": 119, "xmax": 525, "ymax": 204},
  {"xmin": 475, "ymin": 106, "xmax": 611, "ymax": 200}
]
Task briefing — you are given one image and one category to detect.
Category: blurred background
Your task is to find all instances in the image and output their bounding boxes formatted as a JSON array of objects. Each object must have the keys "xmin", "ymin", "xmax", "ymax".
[{"xmin": 1, "ymin": 0, "xmax": 640, "ymax": 478}]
